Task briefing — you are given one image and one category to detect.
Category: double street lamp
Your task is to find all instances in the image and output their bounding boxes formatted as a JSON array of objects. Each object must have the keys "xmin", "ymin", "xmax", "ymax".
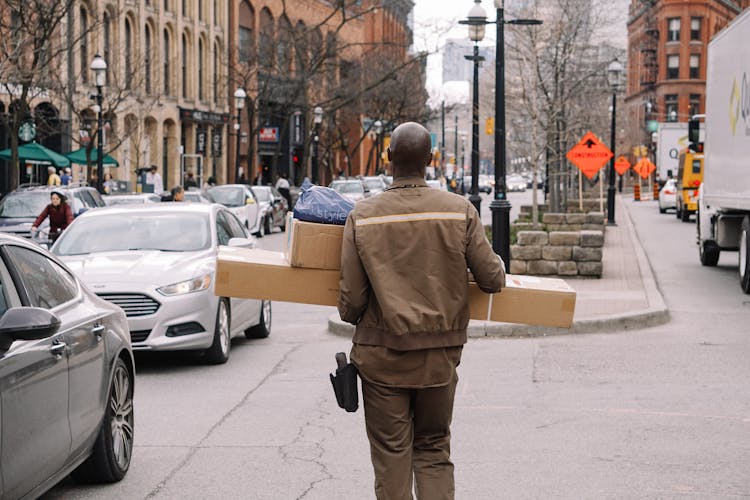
[
  {"xmin": 312, "ymin": 106, "xmax": 323, "ymax": 184},
  {"xmin": 90, "ymin": 54, "xmax": 107, "ymax": 193},
  {"xmin": 461, "ymin": 0, "xmax": 542, "ymax": 272},
  {"xmin": 233, "ymin": 88, "xmax": 246, "ymax": 183},
  {"xmin": 606, "ymin": 59, "xmax": 623, "ymax": 225}
]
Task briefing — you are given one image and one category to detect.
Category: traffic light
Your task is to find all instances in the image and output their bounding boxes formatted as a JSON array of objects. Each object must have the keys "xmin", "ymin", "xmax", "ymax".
[
  {"xmin": 291, "ymin": 147, "xmax": 303, "ymax": 169},
  {"xmin": 485, "ymin": 117, "xmax": 494, "ymax": 135}
]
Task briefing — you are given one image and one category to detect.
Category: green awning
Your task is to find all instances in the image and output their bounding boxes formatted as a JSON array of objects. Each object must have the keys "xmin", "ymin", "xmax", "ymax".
[
  {"xmin": 64, "ymin": 147, "xmax": 119, "ymax": 166},
  {"xmin": 0, "ymin": 142, "xmax": 71, "ymax": 167}
]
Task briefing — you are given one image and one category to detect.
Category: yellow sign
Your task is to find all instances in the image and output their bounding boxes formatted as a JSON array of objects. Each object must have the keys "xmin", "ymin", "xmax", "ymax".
[{"xmin": 485, "ymin": 117, "xmax": 494, "ymax": 135}]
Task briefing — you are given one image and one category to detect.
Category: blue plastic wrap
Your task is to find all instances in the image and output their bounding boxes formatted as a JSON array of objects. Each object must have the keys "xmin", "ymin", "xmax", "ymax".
[{"xmin": 293, "ymin": 185, "xmax": 354, "ymax": 225}]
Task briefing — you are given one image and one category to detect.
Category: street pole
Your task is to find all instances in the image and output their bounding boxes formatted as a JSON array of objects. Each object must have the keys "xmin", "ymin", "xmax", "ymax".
[
  {"xmin": 490, "ymin": 2, "xmax": 511, "ymax": 271},
  {"xmin": 454, "ymin": 115, "xmax": 458, "ymax": 179},
  {"xmin": 466, "ymin": 43, "xmax": 483, "ymax": 216},
  {"xmin": 607, "ymin": 90, "xmax": 617, "ymax": 224},
  {"xmin": 312, "ymin": 123, "xmax": 319, "ymax": 184},
  {"xmin": 96, "ymin": 86, "xmax": 104, "ymax": 193},
  {"xmin": 234, "ymin": 116, "xmax": 241, "ymax": 183},
  {"xmin": 441, "ymin": 101, "xmax": 445, "ymax": 179}
]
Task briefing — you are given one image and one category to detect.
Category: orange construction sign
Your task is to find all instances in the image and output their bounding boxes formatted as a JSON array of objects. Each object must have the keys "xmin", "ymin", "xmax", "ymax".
[
  {"xmin": 633, "ymin": 158, "xmax": 656, "ymax": 179},
  {"xmin": 566, "ymin": 131, "xmax": 614, "ymax": 180},
  {"xmin": 614, "ymin": 156, "xmax": 631, "ymax": 176}
]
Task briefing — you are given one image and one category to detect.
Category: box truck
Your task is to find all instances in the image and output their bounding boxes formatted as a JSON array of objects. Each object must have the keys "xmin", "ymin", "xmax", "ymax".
[
  {"xmin": 696, "ymin": 8, "xmax": 750, "ymax": 293},
  {"xmin": 655, "ymin": 122, "xmax": 688, "ymax": 182}
]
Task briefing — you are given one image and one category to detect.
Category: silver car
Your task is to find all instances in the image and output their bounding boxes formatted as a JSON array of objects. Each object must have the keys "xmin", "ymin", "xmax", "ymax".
[
  {"xmin": 52, "ymin": 204, "xmax": 271, "ymax": 364},
  {"xmin": 206, "ymin": 184, "xmax": 263, "ymax": 236},
  {"xmin": 104, "ymin": 193, "xmax": 163, "ymax": 205},
  {"xmin": 0, "ymin": 233, "xmax": 134, "ymax": 499},
  {"xmin": 329, "ymin": 179, "xmax": 367, "ymax": 202}
]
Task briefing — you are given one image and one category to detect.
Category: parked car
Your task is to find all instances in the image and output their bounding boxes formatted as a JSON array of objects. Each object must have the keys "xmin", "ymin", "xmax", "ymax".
[
  {"xmin": 478, "ymin": 174, "xmax": 493, "ymax": 194},
  {"xmin": 658, "ymin": 178, "xmax": 678, "ymax": 213},
  {"xmin": 104, "ymin": 193, "xmax": 163, "ymax": 206},
  {"xmin": 251, "ymin": 185, "xmax": 289, "ymax": 235},
  {"xmin": 361, "ymin": 176, "xmax": 388, "ymax": 196},
  {"xmin": 329, "ymin": 179, "xmax": 367, "ymax": 202},
  {"xmin": 0, "ymin": 233, "xmax": 134, "ymax": 499},
  {"xmin": 507, "ymin": 175, "xmax": 528, "ymax": 192},
  {"xmin": 0, "ymin": 184, "xmax": 106, "ymax": 240},
  {"xmin": 206, "ymin": 184, "xmax": 263, "ymax": 236},
  {"xmin": 183, "ymin": 191, "xmax": 211, "ymax": 204},
  {"xmin": 460, "ymin": 176, "xmax": 492, "ymax": 194},
  {"xmin": 52, "ymin": 204, "xmax": 270, "ymax": 364}
]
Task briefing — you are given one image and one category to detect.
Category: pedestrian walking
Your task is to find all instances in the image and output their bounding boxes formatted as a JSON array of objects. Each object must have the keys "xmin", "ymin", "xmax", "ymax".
[
  {"xmin": 275, "ymin": 173, "xmax": 292, "ymax": 208},
  {"xmin": 146, "ymin": 165, "xmax": 164, "ymax": 195},
  {"xmin": 184, "ymin": 171, "xmax": 198, "ymax": 189},
  {"xmin": 47, "ymin": 166, "xmax": 61, "ymax": 186},
  {"xmin": 202, "ymin": 176, "xmax": 216, "ymax": 191},
  {"xmin": 338, "ymin": 122, "xmax": 506, "ymax": 500},
  {"xmin": 31, "ymin": 190, "xmax": 74, "ymax": 243},
  {"xmin": 60, "ymin": 167, "xmax": 72, "ymax": 186}
]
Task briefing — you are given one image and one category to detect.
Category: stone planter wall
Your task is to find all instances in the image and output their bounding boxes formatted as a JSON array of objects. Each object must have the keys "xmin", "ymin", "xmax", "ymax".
[{"xmin": 510, "ymin": 214, "xmax": 605, "ymax": 278}]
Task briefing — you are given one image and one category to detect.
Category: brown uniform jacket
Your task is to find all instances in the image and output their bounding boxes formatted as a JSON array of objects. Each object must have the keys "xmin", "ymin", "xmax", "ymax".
[{"xmin": 338, "ymin": 176, "xmax": 506, "ymax": 354}]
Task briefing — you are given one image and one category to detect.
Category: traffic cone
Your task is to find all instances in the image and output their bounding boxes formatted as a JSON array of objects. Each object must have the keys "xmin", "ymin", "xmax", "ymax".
[{"xmin": 634, "ymin": 183, "xmax": 641, "ymax": 201}]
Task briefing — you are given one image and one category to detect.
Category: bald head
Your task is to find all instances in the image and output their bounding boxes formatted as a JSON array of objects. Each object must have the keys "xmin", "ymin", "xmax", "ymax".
[{"xmin": 387, "ymin": 122, "xmax": 432, "ymax": 178}]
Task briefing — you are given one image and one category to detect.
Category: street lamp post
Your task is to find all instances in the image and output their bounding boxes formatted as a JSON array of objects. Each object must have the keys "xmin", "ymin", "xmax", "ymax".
[
  {"xmin": 373, "ymin": 119, "xmax": 383, "ymax": 175},
  {"xmin": 312, "ymin": 106, "xmax": 323, "ymax": 184},
  {"xmin": 233, "ymin": 88, "xmax": 246, "ymax": 184},
  {"xmin": 606, "ymin": 59, "xmax": 623, "ymax": 225},
  {"xmin": 462, "ymin": 1, "xmax": 542, "ymax": 271},
  {"xmin": 460, "ymin": 0, "xmax": 487, "ymax": 216},
  {"xmin": 90, "ymin": 54, "xmax": 107, "ymax": 193}
]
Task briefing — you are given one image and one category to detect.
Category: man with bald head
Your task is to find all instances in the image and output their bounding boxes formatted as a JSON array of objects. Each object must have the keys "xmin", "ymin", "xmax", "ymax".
[{"xmin": 338, "ymin": 122, "xmax": 505, "ymax": 499}]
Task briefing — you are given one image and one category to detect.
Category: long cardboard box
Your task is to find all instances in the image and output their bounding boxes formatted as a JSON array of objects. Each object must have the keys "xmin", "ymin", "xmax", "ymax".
[
  {"xmin": 215, "ymin": 247, "xmax": 576, "ymax": 328},
  {"xmin": 284, "ymin": 213, "xmax": 345, "ymax": 270}
]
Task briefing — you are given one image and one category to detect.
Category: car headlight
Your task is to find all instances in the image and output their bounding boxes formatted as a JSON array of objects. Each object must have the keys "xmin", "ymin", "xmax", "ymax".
[{"xmin": 157, "ymin": 274, "xmax": 212, "ymax": 296}]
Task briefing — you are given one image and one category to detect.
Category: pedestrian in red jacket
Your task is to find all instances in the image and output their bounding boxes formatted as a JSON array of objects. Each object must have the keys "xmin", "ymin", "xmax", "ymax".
[{"xmin": 32, "ymin": 190, "xmax": 74, "ymax": 242}]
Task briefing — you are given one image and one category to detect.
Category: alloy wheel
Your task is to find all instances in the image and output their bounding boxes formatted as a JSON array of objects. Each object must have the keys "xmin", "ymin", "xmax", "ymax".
[{"xmin": 110, "ymin": 363, "xmax": 134, "ymax": 470}]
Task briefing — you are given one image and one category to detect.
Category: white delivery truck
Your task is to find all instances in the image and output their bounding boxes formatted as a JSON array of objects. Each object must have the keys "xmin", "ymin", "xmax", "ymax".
[
  {"xmin": 697, "ymin": 7, "xmax": 750, "ymax": 293},
  {"xmin": 655, "ymin": 122, "xmax": 688, "ymax": 183}
]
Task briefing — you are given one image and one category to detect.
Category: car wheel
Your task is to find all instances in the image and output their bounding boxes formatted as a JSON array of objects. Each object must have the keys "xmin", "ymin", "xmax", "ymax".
[
  {"xmin": 675, "ymin": 203, "xmax": 682, "ymax": 219},
  {"xmin": 740, "ymin": 217, "xmax": 750, "ymax": 294},
  {"xmin": 205, "ymin": 298, "xmax": 231, "ymax": 364},
  {"xmin": 264, "ymin": 216, "xmax": 271, "ymax": 235},
  {"xmin": 681, "ymin": 208, "xmax": 691, "ymax": 222},
  {"xmin": 659, "ymin": 204, "xmax": 666, "ymax": 214},
  {"xmin": 245, "ymin": 300, "xmax": 271, "ymax": 339},
  {"xmin": 72, "ymin": 358, "xmax": 134, "ymax": 483},
  {"xmin": 280, "ymin": 216, "xmax": 286, "ymax": 232}
]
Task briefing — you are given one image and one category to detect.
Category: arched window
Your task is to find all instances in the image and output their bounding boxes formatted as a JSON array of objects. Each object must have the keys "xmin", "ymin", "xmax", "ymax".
[
  {"xmin": 198, "ymin": 38, "xmax": 205, "ymax": 101},
  {"xmin": 80, "ymin": 7, "xmax": 89, "ymax": 83},
  {"xmin": 125, "ymin": 18, "xmax": 133, "ymax": 89},
  {"xmin": 163, "ymin": 29, "xmax": 171, "ymax": 94},
  {"xmin": 239, "ymin": 1, "xmax": 255, "ymax": 64},
  {"xmin": 294, "ymin": 21, "xmax": 306, "ymax": 76},
  {"xmin": 259, "ymin": 8, "xmax": 274, "ymax": 70},
  {"xmin": 182, "ymin": 33, "xmax": 188, "ymax": 98},
  {"xmin": 103, "ymin": 13, "xmax": 111, "ymax": 80},
  {"xmin": 277, "ymin": 15, "xmax": 292, "ymax": 73},
  {"xmin": 145, "ymin": 24, "xmax": 152, "ymax": 94}
]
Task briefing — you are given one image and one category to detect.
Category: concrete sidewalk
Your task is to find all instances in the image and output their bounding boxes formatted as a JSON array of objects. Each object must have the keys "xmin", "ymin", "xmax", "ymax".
[{"xmin": 328, "ymin": 194, "xmax": 669, "ymax": 337}]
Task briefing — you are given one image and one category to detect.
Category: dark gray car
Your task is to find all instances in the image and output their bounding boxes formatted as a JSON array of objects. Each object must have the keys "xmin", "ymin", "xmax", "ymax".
[{"xmin": 0, "ymin": 234, "xmax": 134, "ymax": 499}]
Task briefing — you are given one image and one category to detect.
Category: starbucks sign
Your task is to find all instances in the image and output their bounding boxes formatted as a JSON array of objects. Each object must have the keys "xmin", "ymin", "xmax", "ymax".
[{"xmin": 19, "ymin": 122, "xmax": 36, "ymax": 142}]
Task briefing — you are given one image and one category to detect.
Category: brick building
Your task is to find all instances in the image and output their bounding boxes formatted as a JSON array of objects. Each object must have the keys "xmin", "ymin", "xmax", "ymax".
[{"xmin": 625, "ymin": 0, "xmax": 749, "ymax": 154}]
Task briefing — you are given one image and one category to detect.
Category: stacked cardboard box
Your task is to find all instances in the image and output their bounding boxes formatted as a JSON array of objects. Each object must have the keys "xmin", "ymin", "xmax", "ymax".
[{"xmin": 215, "ymin": 215, "xmax": 577, "ymax": 328}]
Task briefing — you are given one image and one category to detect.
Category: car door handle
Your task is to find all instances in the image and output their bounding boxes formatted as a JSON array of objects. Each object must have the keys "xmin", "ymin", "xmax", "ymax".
[
  {"xmin": 49, "ymin": 341, "xmax": 67, "ymax": 356},
  {"xmin": 92, "ymin": 324, "xmax": 105, "ymax": 338}
]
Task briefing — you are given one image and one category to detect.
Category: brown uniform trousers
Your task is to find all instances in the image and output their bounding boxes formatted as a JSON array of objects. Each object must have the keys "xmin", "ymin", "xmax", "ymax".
[{"xmin": 361, "ymin": 373, "xmax": 458, "ymax": 500}]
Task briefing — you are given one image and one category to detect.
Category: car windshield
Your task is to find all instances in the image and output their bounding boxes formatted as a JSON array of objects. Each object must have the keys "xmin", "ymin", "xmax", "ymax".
[
  {"xmin": 54, "ymin": 212, "xmax": 212, "ymax": 255},
  {"xmin": 106, "ymin": 196, "xmax": 147, "ymax": 205},
  {"xmin": 252, "ymin": 188, "xmax": 271, "ymax": 202},
  {"xmin": 208, "ymin": 187, "xmax": 246, "ymax": 207},
  {"xmin": 331, "ymin": 182, "xmax": 363, "ymax": 194},
  {"xmin": 363, "ymin": 179, "xmax": 385, "ymax": 190},
  {"xmin": 0, "ymin": 191, "xmax": 51, "ymax": 218}
]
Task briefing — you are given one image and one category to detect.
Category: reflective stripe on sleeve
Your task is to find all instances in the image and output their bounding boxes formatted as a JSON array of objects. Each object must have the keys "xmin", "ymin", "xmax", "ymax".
[{"xmin": 355, "ymin": 211, "xmax": 465, "ymax": 227}]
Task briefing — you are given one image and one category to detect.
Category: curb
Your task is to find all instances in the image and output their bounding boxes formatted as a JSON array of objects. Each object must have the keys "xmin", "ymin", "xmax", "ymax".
[{"xmin": 328, "ymin": 196, "xmax": 670, "ymax": 338}]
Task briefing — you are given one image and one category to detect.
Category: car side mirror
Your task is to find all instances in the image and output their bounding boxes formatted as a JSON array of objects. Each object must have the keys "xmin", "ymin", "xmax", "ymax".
[
  {"xmin": 0, "ymin": 307, "xmax": 61, "ymax": 340},
  {"xmin": 228, "ymin": 237, "xmax": 255, "ymax": 249}
]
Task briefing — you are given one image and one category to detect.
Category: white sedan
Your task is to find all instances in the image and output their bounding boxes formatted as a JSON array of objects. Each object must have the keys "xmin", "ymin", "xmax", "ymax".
[
  {"xmin": 52, "ymin": 203, "xmax": 271, "ymax": 364},
  {"xmin": 658, "ymin": 178, "xmax": 677, "ymax": 213},
  {"xmin": 206, "ymin": 184, "xmax": 263, "ymax": 236}
]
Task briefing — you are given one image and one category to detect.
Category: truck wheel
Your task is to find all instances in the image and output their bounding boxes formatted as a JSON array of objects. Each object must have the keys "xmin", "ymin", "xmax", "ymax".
[
  {"xmin": 740, "ymin": 217, "xmax": 750, "ymax": 294},
  {"xmin": 681, "ymin": 208, "xmax": 691, "ymax": 222}
]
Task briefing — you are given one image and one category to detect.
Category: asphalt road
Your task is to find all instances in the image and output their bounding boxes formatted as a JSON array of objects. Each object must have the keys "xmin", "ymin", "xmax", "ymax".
[{"xmin": 43, "ymin": 197, "xmax": 750, "ymax": 499}]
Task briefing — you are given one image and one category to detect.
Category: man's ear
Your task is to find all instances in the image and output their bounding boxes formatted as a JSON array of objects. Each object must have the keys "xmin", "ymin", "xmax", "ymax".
[
  {"xmin": 387, "ymin": 147, "xmax": 392, "ymax": 162},
  {"xmin": 425, "ymin": 152, "xmax": 433, "ymax": 166}
]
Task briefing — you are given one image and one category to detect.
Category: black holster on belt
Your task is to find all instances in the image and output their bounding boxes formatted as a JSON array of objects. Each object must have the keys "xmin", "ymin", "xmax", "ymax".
[{"xmin": 330, "ymin": 352, "xmax": 359, "ymax": 412}]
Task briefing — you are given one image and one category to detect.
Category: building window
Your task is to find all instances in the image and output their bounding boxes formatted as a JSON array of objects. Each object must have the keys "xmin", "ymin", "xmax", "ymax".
[
  {"xmin": 667, "ymin": 54, "xmax": 679, "ymax": 79},
  {"xmin": 182, "ymin": 0, "xmax": 187, "ymax": 17},
  {"xmin": 103, "ymin": 13, "xmax": 111, "ymax": 81},
  {"xmin": 691, "ymin": 18, "xmax": 701, "ymax": 40},
  {"xmin": 80, "ymin": 7, "xmax": 89, "ymax": 84},
  {"xmin": 667, "ymin": 18, "xmax": 680, "ymax": 42},
  {"xmin": 213, "ymin": 42, "xmax": 219, "ymax": 104},
  {"xmin": 689, "ymin": 54, "xmax": 700, "ymax": 79},
  {"xmin": 182, "ymin": 34, "xmax": 188, "ymax": 99},
  {"xmin": 164, "ymin": 0, "xmax": 169, "ymax": 11},
  {"xmin": 689, "ymin": 94, "xmax": 701, "ymax": 117},
  {"xmin": 198, "ymin": 0, "xmax": 203, "ymax": 21},
  {"xmin": 239, "ymin": 27, "xmax": 252, "ymax": 63},
  {"xmin": 164, "ymin": 30, "xmax": 171, "ymax": 94},
  {"xmin": 214, "ymin": 0, "xmax": 218, "ymax": 25},
  {"xmin": 125, "ymin": 19, "xmax": 133, "ymax": 89},
  {"xmin": 145, "ymin": 25, "xmax": 152, "ymax": 94},
  {"xmin": 198, "ymin": 39, "xmax": 205, "ymax": 101},
  {"xmin": 665, "ymin": 95, "xmax": 678, "ymax": 121},
  {"xmin": 259, "ymin": 8, "xmax": 274, "ymax": 70}
]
